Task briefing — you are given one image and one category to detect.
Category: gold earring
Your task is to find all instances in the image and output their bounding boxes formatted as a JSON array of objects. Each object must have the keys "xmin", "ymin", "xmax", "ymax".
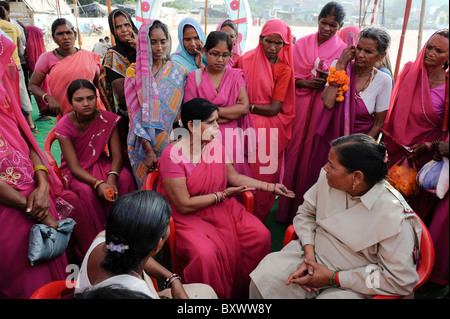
[{"xmin": 352, "ymin": 183, "xmax": 356, "ymax": 191}]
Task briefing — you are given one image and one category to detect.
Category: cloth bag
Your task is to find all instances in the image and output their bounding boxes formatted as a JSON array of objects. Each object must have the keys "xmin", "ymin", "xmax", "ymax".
[
  {"xmin": 28, "ymin": 218, "xmax": 76, "ymax": 266},
  {"xmin": 387, "ymin": 157, "xmax": 420, "ymax": 198},
  {"xmin": 416, "ymin": 157, "xmax": 449, "ymax": 199}
]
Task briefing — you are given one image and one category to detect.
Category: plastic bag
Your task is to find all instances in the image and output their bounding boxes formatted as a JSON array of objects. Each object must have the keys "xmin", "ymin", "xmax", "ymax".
[
  {"xmin": 416, "ymin": 157, "xmax": 449, "ymax": 199},
  {"xmin": 387, "ymin": 157, "xmax": 420, "ymax": 198},
  {"xmin": 28, "ymin": 218, "xmax": 76, "ymax": 266}
]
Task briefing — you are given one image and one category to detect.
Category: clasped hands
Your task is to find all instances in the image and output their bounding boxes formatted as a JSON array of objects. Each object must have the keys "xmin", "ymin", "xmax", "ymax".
[{"xmin": 286, "ymin": 258, "xmax": 335, "ymax": 292}]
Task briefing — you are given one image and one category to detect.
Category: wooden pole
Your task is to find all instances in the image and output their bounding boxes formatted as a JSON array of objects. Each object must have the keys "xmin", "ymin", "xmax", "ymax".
[
  {"xmin": 394, "ymin": 0, "xmax": 412, "ymax": 81},
  {"xmin": 371, "ymin": 0, "xmax": 378, "ymax": 25},
  {"xmin": 417, "ymin": 0, "xmax": 426, "ymax": 56},
  {"xmin": 204, "ymin": 0, "xmax": 208, "ymax": 34},
  {"xmin": 106, "ymin": 0, "xmax": 114, "ymax": 46},
  {"xmin": 73, "ymin": 0, "xmax": 82, "ymax": 47}
]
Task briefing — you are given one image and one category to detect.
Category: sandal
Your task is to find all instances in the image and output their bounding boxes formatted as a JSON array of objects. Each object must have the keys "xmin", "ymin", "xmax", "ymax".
[
  {"xmin": 30, "ymin": 125, "xmax": 37, "ymax": 131},
  {"xmin": 35, "ymin": 115, "xmax": 52, "ymax": 122}
]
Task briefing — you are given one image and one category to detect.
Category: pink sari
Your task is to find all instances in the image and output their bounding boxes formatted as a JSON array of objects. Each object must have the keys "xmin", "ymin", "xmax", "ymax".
[
  {"xmin": 184, "ymin": 67, "xmax": 256, "ymax": 176},
  {"xmin": 47, "ymin": 50, "xmax": 105, "ymax": 120},
  {"xmin": 157, "ymin": 142, "xmax": 271, "ymax": 299},
  {"xmin": 237, "ymin": 19, "xmax": 295, "ymax": 222},
  {"xmin": 278, "ymin": 32, "xmax": 346, "ymax": 223},
  {"xmin": 55, "ymin": 110, "xmax": 136, "ymax": 231},
  {"xmin": 384, "ymin": 33, "xmax": 446, "ymax": 218},
  {"xmin": 0, "ymin": 34, "xmax": 87, "ymax": 298}
]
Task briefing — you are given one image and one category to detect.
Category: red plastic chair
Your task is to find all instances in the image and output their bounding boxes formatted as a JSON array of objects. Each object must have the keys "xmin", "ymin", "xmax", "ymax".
[
  {"xmin": 282, "ymin": 214, "xmax": 435, "ymax": 299},
  {"xmin": 144, "ymin": 170, "xmax": 255, "ymax": 282},
  {"xmin": 30, "ymin": 280, "xmax": 76, "ymax": 299},
  {"xmin": 43, "ymin": 127, "xmax": 63, "ymax": 183}
]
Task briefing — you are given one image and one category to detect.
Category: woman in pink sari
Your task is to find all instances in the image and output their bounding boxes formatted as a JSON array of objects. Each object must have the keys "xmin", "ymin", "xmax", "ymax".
[
  {"xmin": 235, "ymin": 19, "xmax": 296, "ymax": 223},
  {"xmin": 383, "ymin": 29, "xmax": 449, "ymax": 219},
  {"xmin": 0, "ymin": 34, "xmax": 90, "ymax": 298},
  {"xmin": 24, "ymin": 25, "xmax": 50, "ymax": 116},
  {"xmin": 29, "ymin": 18, "xmax": 106, "ymax": 120},
  {"xmin": 158, "ymin": 98, "xmax": 294, "ymax": 299},
  {"xmin": 55, "ymin": 79, "xmax": 136, "ymax": 233},
  {"xmin": 184, "ymin": 30, "xmax": 255, "ymax": 177},
  {"xmin": 278, "ymin": 2, "xmax": 348, "ymax": 223}
]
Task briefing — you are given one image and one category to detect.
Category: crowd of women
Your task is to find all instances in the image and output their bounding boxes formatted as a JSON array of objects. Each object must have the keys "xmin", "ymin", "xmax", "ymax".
[{"xmin": 0, "ymin": 1, "xmax": 448, "ymax": 300}]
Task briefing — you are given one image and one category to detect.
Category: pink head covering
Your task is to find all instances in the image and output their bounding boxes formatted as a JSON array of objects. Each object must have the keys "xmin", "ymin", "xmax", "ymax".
[
  {"xmin": 216, "ymin": 19, "xmax": 242, "ymax": 56},
  {"xmin": 338, "ymin": 26, "xmax": 361, "ymax": 45},
  {"xmin": 25, "ymin": 26, "xmax": 47, "ymax": 72}
]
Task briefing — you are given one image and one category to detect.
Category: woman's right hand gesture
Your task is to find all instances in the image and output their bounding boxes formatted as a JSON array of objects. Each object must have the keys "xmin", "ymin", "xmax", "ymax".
[
  {"xmin": 336, "ymin": 45, "xmax": 356, "ymax": 70},
  {"xmin": 194, "ymin": 41, "xmax": 205, "ymax": 68},
  {"xmin": 224, "ymin": 185, "xmax": 255, "ymax": 197},
  {"xmin": 144, "ymin": 148, "xmax": 158, "ymax": 172}
]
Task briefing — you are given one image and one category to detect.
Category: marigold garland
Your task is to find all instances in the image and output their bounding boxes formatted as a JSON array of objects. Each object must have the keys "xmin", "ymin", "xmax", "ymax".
[{"xmin": 327, "ymin": 67, "xmax": 350, "ymax": 102}]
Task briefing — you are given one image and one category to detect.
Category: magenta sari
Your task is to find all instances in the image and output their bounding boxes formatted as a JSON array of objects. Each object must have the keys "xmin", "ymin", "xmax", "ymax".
[
  {"xmin": 157, "ymin": 142, "xmax": 271, "ymax": 299},
  {"xmin": 0, "ymin": 34, "xmax": 83, "ymax": 298},
  {"xmin": 55, "ymin": 110, "xmax": 136, "ymax": 231},
  {"xmin": 384, "ymin": 33, "xmax": 447, "ymax": 218},
  {"xmin": 184, "ymin": 67, "xmax": 256, "ymax": 177},
  {"xmin": 278, "ymin": 32, "xmax": 346, "ymax": 223}
]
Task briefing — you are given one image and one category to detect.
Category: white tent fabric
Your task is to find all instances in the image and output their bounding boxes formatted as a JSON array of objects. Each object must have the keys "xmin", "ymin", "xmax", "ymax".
[{"xmin": 22, "ymin": 0, "xmax": 72, "ymax": 15}]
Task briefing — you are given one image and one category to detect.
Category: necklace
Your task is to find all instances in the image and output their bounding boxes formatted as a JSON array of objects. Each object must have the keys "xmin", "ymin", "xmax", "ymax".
[{"xmin": 354, "ymin": 68, "xmax": 376, "ymax": 100}]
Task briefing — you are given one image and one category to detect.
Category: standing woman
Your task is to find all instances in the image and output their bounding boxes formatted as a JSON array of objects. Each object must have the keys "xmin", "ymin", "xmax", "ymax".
[
  {"xmin": 98, "ymin": 9, "xmax": 137, "ymax": 146},
  {"xmin": 29, "ymin": 18, "xmax": 105, "ymax": 120},
  {"xmin": 125, "ymin": 20, "xmax": 189, "ymax": 189},
  {"xmin": 184, "ymin": 31, "xmax": 255, "ymax": 177},
  {"xmin": 24, "ymin": 25, "xmax": 51, "ymax": 119},
  {"xmin": 289, "ymin": 26, "xmax": 392, "ymax": 219},
  {"xmin": 383, "ymin": 29, "xmax": 449, "ymax": 219},
  {"xmin": 55, "ymin": 79, "xmax": 136, "ymax": 234},
  {"xmin": 278, "ymin": 2, "xmax": 347, "ymax": 223},
  {"xmin": 171, "ymin": 17, "xmax": 207, "ymax": 73},
  {"xmin": 216, "ymin": 19, "xmax": 241, "ymax": 67},
  {"xmin": 235, "ymin": 19, "xmax": 296, "ymax": 223}
]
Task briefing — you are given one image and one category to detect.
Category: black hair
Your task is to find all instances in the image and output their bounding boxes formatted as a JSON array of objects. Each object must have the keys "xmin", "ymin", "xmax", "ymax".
[
  {"xmin": 150, "ymin": 19, "xmax": 169, "ymax": 39},
  {"xmin": 102, "ymin": 190, "xmax": 171, "ymax": 275},
  {"xmin": 319, "ymin": 1, "xmax": 346, "ymax": 28},
  {"xmin": 72, "ymin": 284, "xmax": 153, "ymax": 299},
  {"xmin": 0, "ymin": 1, "xmax": 9, "ymax": 11},
  {"xmin": 180, "ymin": 98, "xmax": 219, "ymax": 130},
  {"xmin": 221, "ymin": 19, "xmax": 238, "ymax": 37},
  {"xmin": 51, "ymin": 18, "xmax": 76, "ymax": 38},
  {"xmin": 67, "ymin": 79, "xmax": 97, "ymax": 104},
  {"xmin": 0, "ymin": 6, "xmax": 5, "ymax": 20},
  {"xmin": 330, "ymin": 134, "xmax": 388, "ymax": 187},
  {"xmin": 204, "ymin": 31, "xmax": 232, "ymax": 52},
  {"xmin": 359, "ymin": 26, "xmax": 391, "ymax": 55}
]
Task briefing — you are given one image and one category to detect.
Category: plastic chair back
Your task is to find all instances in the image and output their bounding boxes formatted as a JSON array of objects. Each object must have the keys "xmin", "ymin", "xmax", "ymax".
[{"xmin": 30, "ymin": 280, "xmax": 76, "ymax": 299}]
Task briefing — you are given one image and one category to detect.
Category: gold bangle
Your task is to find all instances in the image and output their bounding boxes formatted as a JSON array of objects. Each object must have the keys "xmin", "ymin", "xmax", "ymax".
[
  {"xmin": 93, "ymin": 179, "xmax": 105, "ymax": 190},
  {"xmin": 33, "ymin": 165, "xmax": 48, "ymax": 175},
  {"xmin": 108, "ymin": 170, "xmax": 120, "ymax": 178},
  {"xmin": 250, "ymin": 104, "xmax": 255, "ymax": 113},
  {"xmin": 41, "ymin": 93, "xmax": 48, "ymax": 103}
]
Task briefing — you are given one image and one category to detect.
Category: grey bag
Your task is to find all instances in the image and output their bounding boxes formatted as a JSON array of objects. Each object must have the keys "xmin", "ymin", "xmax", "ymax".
[{"xmin": 28, "ymin": 218, "xmax": 76, "ymax": 266}]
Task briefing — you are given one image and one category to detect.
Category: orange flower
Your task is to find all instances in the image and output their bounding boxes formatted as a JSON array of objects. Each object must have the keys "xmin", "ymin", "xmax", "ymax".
[{"xmin": 327, "ymin": 67, "xmax": 350, "ymax": 102}]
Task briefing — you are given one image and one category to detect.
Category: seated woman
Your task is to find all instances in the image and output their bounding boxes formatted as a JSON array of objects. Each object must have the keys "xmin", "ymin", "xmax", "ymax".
[
  {"xmin": 125, "ymin": 19, "xmax": 189, "ymax": 189},
  {"xmin": 250, "ymin": 134, "xmax": 422, "ymax": 299},
  {"xmin": 184, "ymin": 30, "xmax": 255, "ymax": 177},
  {"xmin": 171, "ymin": 17, "xmax": 207, "ymax": 73},
  {"xmin": 0, "ymin": 33, "xmax": 88, "ymax": 298},
  {"xmin": 55, "ymin": 79, "xmax": 136, "ymax": 233},
  {"xmin": 157, "ymin": 98, "xmax": 295, "ymax": 299},
  {"xmin": 75, "ymin": 190, "xmax": 217, "ymax": 299}
]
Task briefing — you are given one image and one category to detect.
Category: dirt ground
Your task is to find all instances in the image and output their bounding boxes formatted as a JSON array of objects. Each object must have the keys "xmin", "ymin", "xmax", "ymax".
[{"xmin": 46, "ymin": 24, "xmax": 437, "ymax": 75}]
